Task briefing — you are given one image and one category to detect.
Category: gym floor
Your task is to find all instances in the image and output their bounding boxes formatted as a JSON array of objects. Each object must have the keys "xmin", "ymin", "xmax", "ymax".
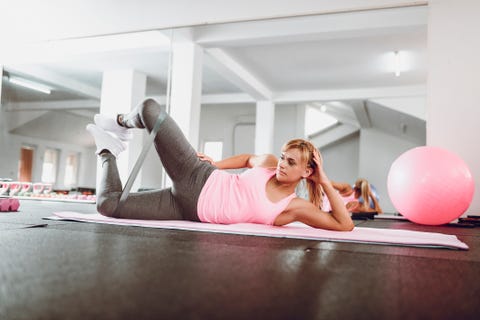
[{"xmin": 1, "ymin": 199, "xmax": 479, "ymax": 320}]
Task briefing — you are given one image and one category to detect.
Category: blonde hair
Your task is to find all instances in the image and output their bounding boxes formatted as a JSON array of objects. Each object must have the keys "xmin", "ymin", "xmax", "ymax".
[
  {"xmin": 354, "ymin": 178, "xmax": 382, "ymax": 212},
  {"xmin": 282, "ymin": 139, "xmax": 323, "ymax": 208}
]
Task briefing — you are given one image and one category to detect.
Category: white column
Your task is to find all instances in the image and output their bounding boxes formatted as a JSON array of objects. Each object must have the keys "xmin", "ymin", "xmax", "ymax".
[
  {"xmin": 0, "ymin": 65, "xmax": 4, "ymax": 176},
  {"xmin": 99, "ymin": 69, "xmax": 146, "ymax": 190},
  {"xmin": 0, "ymin": 65, "xmax": 3, "ymax": 103},
  {"xmin": 255, "ymin": 100, "xmax": 275, "ymax": 154},
  {"xmin": 170, "ymin": 41, "xmax": 203, "ymax": 149},
  {"xmin": 56, "ymin": 151, "xmax": 67, "ymax": 190},
  {"xmin": 296, "ymin": 104, "xmax": 307, "ymax": 138},
  {"xmin": 427, "ymin": 0, "xmax": 480, "ymax": 213}
]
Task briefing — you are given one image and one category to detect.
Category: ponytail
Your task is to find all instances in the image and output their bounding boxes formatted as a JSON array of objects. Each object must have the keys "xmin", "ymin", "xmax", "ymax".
[
  {"xmin": 306, "ymin": 178, "xmax": 323, "ymax": 208},
  {"xmin": 359, "ymin": 179, "xmax": 370, "ymax": 206}
]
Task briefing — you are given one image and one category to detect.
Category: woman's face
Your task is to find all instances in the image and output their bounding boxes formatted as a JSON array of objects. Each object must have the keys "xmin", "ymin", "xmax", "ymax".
[{"xmin": 276, "ymin": 148, "xmax": 310, "ymax": 183}]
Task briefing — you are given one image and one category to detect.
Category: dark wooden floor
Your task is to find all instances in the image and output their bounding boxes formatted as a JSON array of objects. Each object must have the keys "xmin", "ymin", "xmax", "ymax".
[{"xmin": 1, "ymin": 199, "xmax": 479, "ymax": 320}]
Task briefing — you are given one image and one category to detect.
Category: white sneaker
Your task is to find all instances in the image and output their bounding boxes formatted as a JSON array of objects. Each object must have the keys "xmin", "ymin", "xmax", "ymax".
[
  {"xmin": 86, "ymin": 124, "xmax": 127, "ymax": 157},
  {"xmin": 94, "ymin": 114, "xmax": 133, "ymax": 141}
]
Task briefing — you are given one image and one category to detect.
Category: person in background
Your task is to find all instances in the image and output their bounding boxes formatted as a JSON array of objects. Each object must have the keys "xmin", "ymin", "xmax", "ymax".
[{"xmin": 331, "ymin": 179, "xmax": 383, "ymax": 214}]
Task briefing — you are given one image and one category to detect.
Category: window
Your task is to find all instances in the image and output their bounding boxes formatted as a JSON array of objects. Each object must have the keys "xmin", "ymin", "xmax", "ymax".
[
  {"xmin": 64, "ymin": 153, "xmax": 79, "ymax": 187},
  {"xmin": 41, "ymin": 148, "xmax": 59, "ymax": 184},
  {"xmin": 203, "ymin": 141, "xmax": 223, "ymax": 162}
]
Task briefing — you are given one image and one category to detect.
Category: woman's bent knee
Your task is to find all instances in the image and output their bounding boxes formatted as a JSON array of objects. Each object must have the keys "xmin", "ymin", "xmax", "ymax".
[
  {"xmin": 139, "ymin": 98, "xmax": 162, "ymax": 123},
  {"xmin": 96, "ymin": 196, "xmax": 119, "ymax": 217}
]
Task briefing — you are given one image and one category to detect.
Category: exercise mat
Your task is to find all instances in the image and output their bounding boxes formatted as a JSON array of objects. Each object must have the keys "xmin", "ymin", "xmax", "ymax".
[{"xmin": 46, "ymin": 211, "xmax": 468, "ymax": 250}]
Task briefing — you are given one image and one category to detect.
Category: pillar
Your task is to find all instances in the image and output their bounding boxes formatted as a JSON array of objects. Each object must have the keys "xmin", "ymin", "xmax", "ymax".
[
  {"xmin": 99, "ymin": 69, "xmax": 146, "ymax": 191},
  {"xmin": 170, "ymin": 41, "xmax": 203, "ymax": 149},
  {"xmin": 255, "ymin": 100, "xmax": 275, "ymax": 154},
  {"xmin": 427, "ymin": 0, "xmax": 480, "ymax": 213}
]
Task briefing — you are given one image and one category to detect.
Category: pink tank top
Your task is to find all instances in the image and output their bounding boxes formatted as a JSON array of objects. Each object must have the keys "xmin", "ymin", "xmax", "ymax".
[{"xmin": 197, "ymin": 167, "xmax": 296, "ymax": 225}]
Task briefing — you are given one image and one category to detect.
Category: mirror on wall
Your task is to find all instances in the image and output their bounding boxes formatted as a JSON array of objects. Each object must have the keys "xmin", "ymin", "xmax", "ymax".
[
  {"xmin": 0, "ymin": 30, "xmax": 173, "ymax": 194},
  {"xmin": 0, "ymin": 5, "xmax": 427, "ymax": 213}
]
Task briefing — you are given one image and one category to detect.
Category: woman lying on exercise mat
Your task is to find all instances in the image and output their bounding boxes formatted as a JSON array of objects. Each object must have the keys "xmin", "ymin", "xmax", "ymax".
[{"xmin": 86, "ymin": 98, "xmax": 354, "ymax": 231}]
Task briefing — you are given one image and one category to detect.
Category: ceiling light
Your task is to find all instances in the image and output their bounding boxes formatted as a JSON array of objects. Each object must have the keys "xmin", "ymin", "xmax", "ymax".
[
  {"xmin": 394, "ymin": 51, "xmax": 401, "ymax": 77},
  {"xmin": 8, "ymin": 76, "xmax": 52, "ymax": 94}
]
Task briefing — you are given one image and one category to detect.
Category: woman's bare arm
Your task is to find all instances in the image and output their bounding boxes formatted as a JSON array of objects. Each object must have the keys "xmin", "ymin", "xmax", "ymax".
[
  {"xmin": 274, "ymin": 198, "xmax": 354, "ymax": 231},
  {"xmin": 197, "ymin": 152, "xmax": 278, "ymax": 169},
  {"xmin": 331, "ymin": 181, "xmax": 354, "ymax": 197}
]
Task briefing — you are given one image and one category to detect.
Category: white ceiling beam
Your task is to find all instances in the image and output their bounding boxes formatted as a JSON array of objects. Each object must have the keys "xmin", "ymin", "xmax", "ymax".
[
  {"xmin": 311, "ymin": 101, "xmax": 359, "ymax": 127},
  {"xmin": 349, "ymin": 100, "xmax": 372, "ymax": 128},
  {"xmin": 6, "ymin": 65, "xmax": 101, "ymax": 99},
  {"xmin": 4, "ymin": 99, "xmax": 99, "ymax": 112},
  {"xmin": 202, "ymin": 93, "xmax": 255, "ymax": 104},
  {"xmin": 149, "ymin": 93, "xmax": 269, "ymax": 105},
  {"xmin": 194, "ymin": 6, "xmax": 427, "ymax": 46},
  {"xmin": 309, "ymin": 123, "xmax": 360, "ymax": 149},
  {"xmin": 274, "ymin": 85, "xmax": 426, "ymax": 103},
  {"xmin": 206, "ymin": 48, "xmax": 273, "ymax": 100},
  {"xmin": 156, "ymin": 86, "xmax": 425, "ymax": 106},
  {"xmin": 150, "ymin": 93, "xmax": 254, "ymax": 105},
  {"xmin": 0, "ymin": 31, "xmax": 171, "ymax": 65},
  {"xmin": 368, "ymin": 96, "xmax": 426, "ymax": 120},
  {"xmin": 66, "ymin": 109, "xmax": 97, "ymax": 119},
  {"xmin": 4, "ymin": 110, "xmax": 48, "ymax": 132}
]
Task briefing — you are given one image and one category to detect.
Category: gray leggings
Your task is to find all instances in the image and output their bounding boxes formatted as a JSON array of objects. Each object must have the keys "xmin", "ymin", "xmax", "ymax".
[{"xmin": 96, "ymin": 98, "xmax": 216, "ymax": 221}]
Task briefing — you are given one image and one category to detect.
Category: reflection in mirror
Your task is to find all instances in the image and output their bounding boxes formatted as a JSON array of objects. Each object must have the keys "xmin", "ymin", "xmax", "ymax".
[
  {"xmin": 0, "ymin": 30, "xmax": 172, "ymax": 199},
  {"xmin": 0, "ymin": 5, "xmax": 427, "ymax": 214}
]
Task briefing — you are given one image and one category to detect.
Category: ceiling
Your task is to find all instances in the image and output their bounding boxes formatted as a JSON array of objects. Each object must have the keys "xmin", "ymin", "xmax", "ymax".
[{"xmin": 1, "ymin": 5, "xmax": 427, "ymax": 147}]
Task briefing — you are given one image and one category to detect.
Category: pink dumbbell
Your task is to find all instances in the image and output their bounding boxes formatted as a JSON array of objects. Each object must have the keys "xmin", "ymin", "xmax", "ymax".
[
  {"xmin": 0, "ymin": 198, "xmax": 10, "ymax": 211},
  {"xmin": 0, "ymin": 198, "xmax": 19, "ymax": 212},
  {"xmin": 9, "ymin": 198, "xmax": 20, "ymax": 211}
]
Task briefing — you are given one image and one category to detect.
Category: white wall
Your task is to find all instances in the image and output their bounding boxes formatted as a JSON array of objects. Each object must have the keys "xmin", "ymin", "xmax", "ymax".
[
  {"xmin": 200, "ymin": 103, "xmax": 304, "ymax": 159},
  {"xmin": 321, "ymin": 134, "xmax": 360, "ymax": 184},
  {"xmin": 79, "ymin": 148, "xmax": 97, "ymax": 189},
  {"xmin": 200, "ymin": 103, "xmax": 256, "ymax": 158},
  {"xmin": 427, "ymin": 0, "xmax": 480, "ymax": 214},
  {"xmin": 273, "ymin": 104, "xmax": 305, "ymax": 154}
]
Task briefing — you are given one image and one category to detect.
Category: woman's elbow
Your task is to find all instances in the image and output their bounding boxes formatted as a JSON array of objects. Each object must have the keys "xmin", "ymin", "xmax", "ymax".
[
  {"xmin": 339, "ymin": 220, "xmax": 355, "ymax": 231},
  {"xmin": 346, "ymin": 222, "xmax": 355, "ymax": 231}
]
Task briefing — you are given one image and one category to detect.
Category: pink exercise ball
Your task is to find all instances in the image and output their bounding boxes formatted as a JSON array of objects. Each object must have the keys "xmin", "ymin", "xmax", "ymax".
[{"xmin": 387, "ymin": 146, "xmax": 474, "ymax": 225}]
